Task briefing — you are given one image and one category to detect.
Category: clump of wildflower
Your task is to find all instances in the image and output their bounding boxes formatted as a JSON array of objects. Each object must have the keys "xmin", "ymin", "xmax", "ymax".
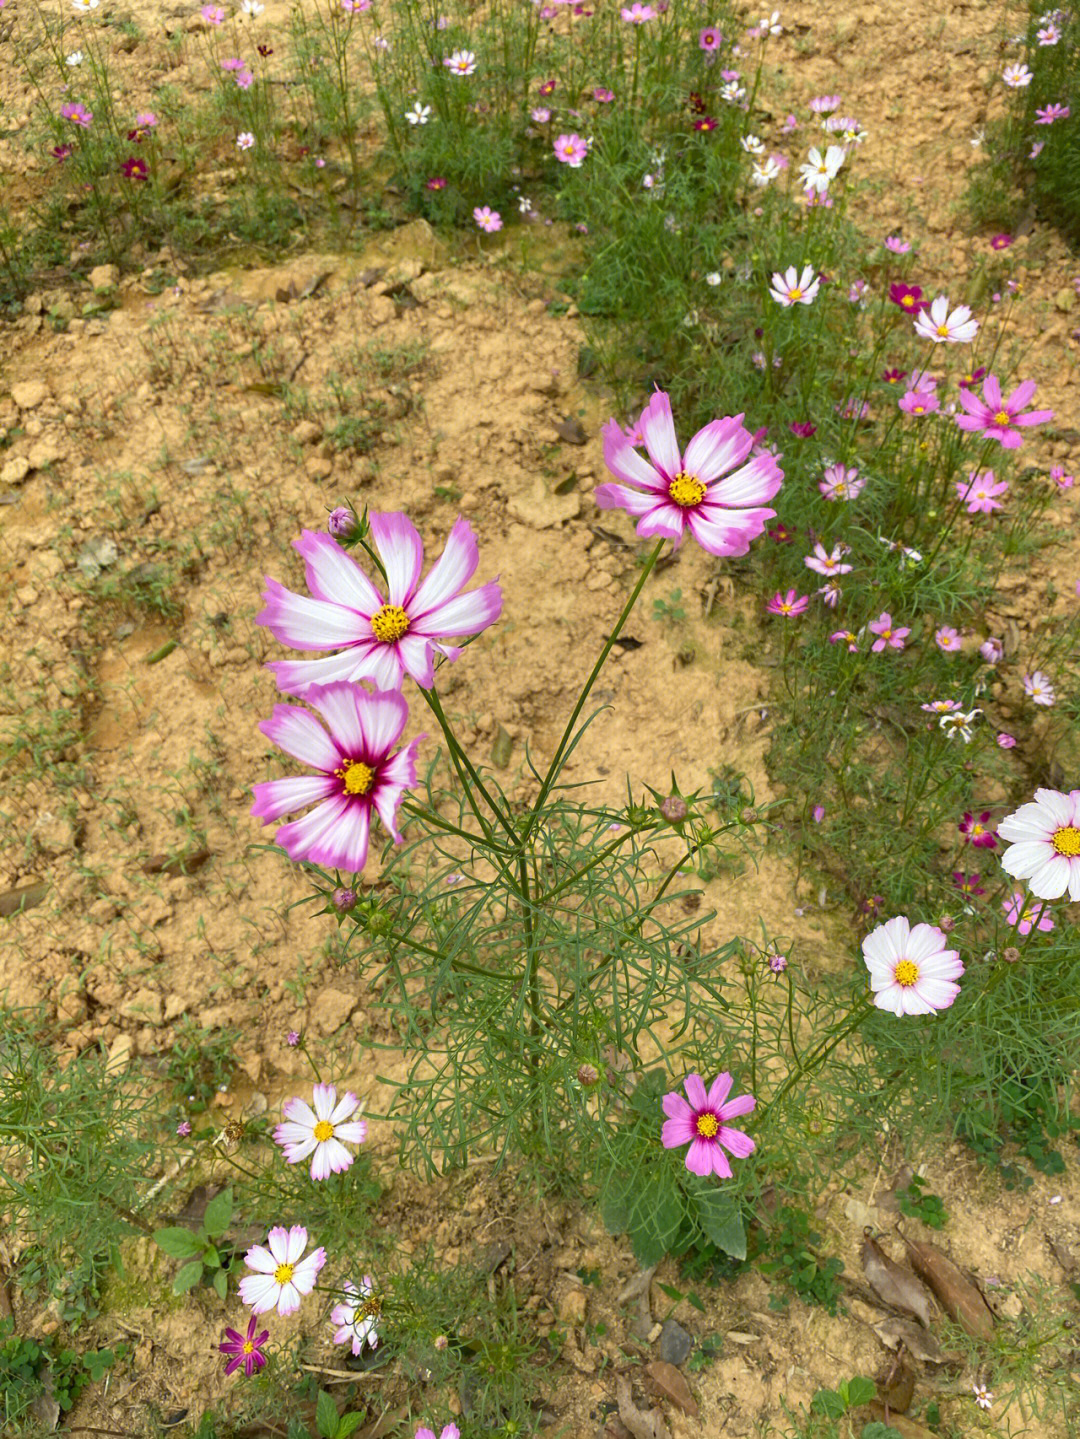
[
  {"xmin": 661, "ymin": 1073, "xmax": 755, "ymax": 1178},
  {"xmin": 862, "ymin": 916, "xmax": 963, "ymax": 1015}
]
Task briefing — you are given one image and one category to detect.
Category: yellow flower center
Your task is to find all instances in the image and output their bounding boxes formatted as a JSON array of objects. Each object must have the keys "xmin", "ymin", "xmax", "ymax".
[
  {"xmin": 993, "ymin": 410, "xmax": 1011, "ymax": 426},
  {"xmin": 242, "ymin": 1340, "xmax": 255, "ymax": 1355},
  {"xmin": 337, "ymin": 760, "xmax": 374, "ymax": 795},
  {"xmin": 668, "ymin": 471, "xmax": 706, "ymax": 507},
  {"xmin": 936, "ymin": 323, "xmax": 950, "ymax": 337},
  {"xmin": 1052, "ymin": 825, "xmax": 1080, "ymax": 857},
  {"xmin": 893, "ymin": 959, "xmax": 920, "ymax": 987},
  {"xmin": 972, "ymin": 823, "xmax": 984, "ymax": 837},
  {"xmin": 901, "ymin": 296, "xmax": 915, "ymax": 308},
  {"xmin": 789, "ymin": 287, "xmax": 803, "ymax": 300},
  {"xmin": 371, "ymin": 603, "xmax": 410, "ymax": 643},
  {"xmin": 696, "ymin": 1113, "xmax": 719, "ymax": 1138},
  {"xmin": 359, "ymin": 1295, "xmax": 383, "ymax": 1320},
  {"xmin": 314, "ymin": 1119, "xmax": 335, "ymax": 1142},
  {"xmin": 274, "ymin": 1263, "xmax": 295, "ymax": 1285}
]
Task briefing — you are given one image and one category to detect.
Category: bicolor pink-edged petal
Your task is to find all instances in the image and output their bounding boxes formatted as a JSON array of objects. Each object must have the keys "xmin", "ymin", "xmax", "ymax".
[
  {"xmin": 268, "ymin": 647, "xmax": 382, "ymax": 698},
  {"xmin": 324, "ymin": 1137, "xmax": 356, "ymax": 1174},
  {"xmin": 1027, "ymin": 854, "xmax": 1073, "ymax": 898},
  {"xmin": 594, "ymin": 481, "xmax": 670, "ymax": 516},
  {"xmin": 311, "ymin": 1084, "xmax": 337, "ymax": 1120},
  {"xmin": 681, "ymin": 414, "xmax": 751, "ymax": 481},
  {"xmin": 683, "ymin": 1073, "xmax": 709, "ymax": 1110},
  {"xmin": 685, "ymin": 505, "xmax": 775, "ymax": 556},
  {"xmin": 688, "ymin": 1137, "xmax": 732, "ymax": 1178},
  {"xmin": 897, "ymin": 985, "xmax": 937, "ymax": 1016},
  {"xmin": 275, "ymin": 1281, "xmax": 302, "ymax": 1316},
  {"xmin": 305, "ymin": 683, "xmax": 371, "ymax": 756},
  {"xmin": 639, "ymin": 391, "xmax": 682, "ymax": 479},
  {"xmin": 394, "ymin": 633, "xmax": 437, "ymax": 687},
  {"xmin": 276, "ymin": 1128, "xmax": 318, "ymax": 1158},
  {"xmin": 275, "ymin": 794, "xmax": 369, "ymax": 871},
  {"xmin": 705, "ymin": 1072, "xmax": 734, "ymax": 1110},
  {"xmin": 915, "ymin": 977, "xmax": 961, "ymax": 1009},
  {"xmin": 599, "ymin": 430, "xmax": 668, "ymax": 499},
  {"xmin": 260, "ymin": 703, "xmax": 343, "ymax": 772},
  {"xmin": 412, "ymin": 581, "xmax": 504, "ymax": 638},
  {"xmin": 718, "ymin": 1092, "xmax": 756, "ymax": 1120},
  {"xmin": 410, "ymin": 516, "xmax": 480, "ymax": 612},
  {"xmin": 281, "ymin": 1137, "xmax": 319, "ymax": 1164},
  {"xmin": 333, "ymin": 1119, "xmax": 368, "ymax": 1144},
  {"xmin": 719, "ymin": 1126, "xmax": 755, "ymax": 1157},
  {"xmin": 433, "ymin": 642, "xmax": 463, "ymax": 663},
  {"xmin": 292, "ymin": 1247, "xmax": 325, "ymax": 1289},
  {"xmin": 281, "ymin": 1096, "xmax": 318, "ymax": 1127},
  {"xmin": 703, "ymin": 453, "xmax": 783, "ymax": 507},
  {"xmin": 634, "ymin": 503, "xmax": 690, "ymax": 543},
  {"xmin": 903, "ymin": 924, "xmax": 945, "ymax": 962},
  {"xmin": 1005, "ymin": 379, "xmax": 1037, "ymax": 411},
  {"xmin": 356, "ymin": 687, "xmax": 410, "ymax": 759},
  {"xmin": 295, "ymin": 530, "xmax": 382, "ymax": 612},
  {"xmin": 329, "ymin": 1090, "xmax": 360, "ymax": 1124},
  {"xmin": 372, "ymin": 737, "xmax": 424, "ymax": 841},
  {"xmin": 252, "ymin": 774, "xmax": 339, "ymax": 824},
  {"xmin": 369, "ymin": 512, "xmax": 425, "ymax": 605},
  {"xmin": 243, "ymin": 1244, "xmax": 278, "ymax": 1274},
  {"xmin": 266, "ymin": 1226, "xmax": 292, "ymax": 1262},
  {"xmin": 982, "ymin": 374, "xmax": 1002, "ymax": 409},
  {"xmin": 258, "ymin": 578, "xmax": 371, "ymax": 650},
  {"xmin": 661, "ymin": 1113, "xmax": 697, "ymax": 1147},
  {"xmin": 283, "ymin": 1225, "xmax": 308, "ymax": 1264},
  {"xmin": 239, "ymin": 1274, "xmax": 280, "ymax": 1312}
]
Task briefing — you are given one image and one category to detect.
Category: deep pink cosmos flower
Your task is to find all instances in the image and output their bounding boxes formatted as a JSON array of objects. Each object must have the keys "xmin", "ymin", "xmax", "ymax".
[
  {"xmin": 789, "ymin": 421, "xmax": 817, "ymax": 437},
  {"xmin": 1035, "ymin": 103, "xmax": 1070, "ymax": 123},
  {"xmin": 956, "ymin": 471, "xmax": 1008, "ymax": 513},
  {"xmin": 955, "ymin": 375, "xmax": 1053, "ymax": 448},
  {"xmin": 990, "ymin": 233, "xmax": 1013, "ymax": 250},
  {"xmin": 594, "ymin": 390, "xmax": 783, "ymax": 557},
  {"xmin": 661, "ymin": 1072, "xmax": 755, "ymax": 1178},
  {"xmin": 952, "ymin": 871, "xmax": 985, "ymax": 896},
  {"xmin": 698, "ymin": 25, "xmax": 722, "ymax": 48},
  {"xmin": 889, "ymin": 282, "xmax": 923, "ymax": 314},
  {"xmin": 258, "ymin": 515, "xmax": 502, "ymax": 695},
  {"xmin": 881, "ymin": 368, "xmax": 907, "ymax": 384},
  {"xmin": 899, "ymin": 390, "xmax": 939, "ymax": 416},
  {"xmin": 121, "ymin": 156, "xmax": 148, "ymax": 180},
  {"xmin": 220, "ymin": 1315, "xmax": 270, "ymax": 1377},
  {"xmin": 959, "ymin": 810, "xmax": 997, "ymax": 848},
  {"xmin": 766, "ymin": 588, "xmax": 809, "ymax": 617},
  {"xmin": 868, "ymin": 613, "xmax": 909, "ymax": 651},
  {"xmin": 60, "ymin": 101, "xmax": 93, "ymax": 127},
  {"xmin": 251, "ymin": 684, "xmax": 424, "ymax": 874}
]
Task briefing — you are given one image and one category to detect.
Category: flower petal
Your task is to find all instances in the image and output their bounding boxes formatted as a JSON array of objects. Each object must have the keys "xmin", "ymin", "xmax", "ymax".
[
  {"xmin": 410, "ymin": 516, "xmax": 480, "ymax": 613},
  {"xmin": 295, "ymin": 530, "xmax": 382, "ymax": 612},
  {"xmin": 369, "ymin": 512, "xmax": 425, "ymax": 606},
  {"xmin": 259, "ymin": 704, "xmax": 342, "ymax": 773}
]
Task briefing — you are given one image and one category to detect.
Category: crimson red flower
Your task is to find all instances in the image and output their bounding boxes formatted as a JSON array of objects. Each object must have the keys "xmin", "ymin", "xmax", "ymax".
[
  {"xmin": 889, "ymin": 282, "xmax": 923, "ymax": 314},
  {"xmin": 122, "ymin": 156, "xmax": 148, "ymax": 180},
  {"xmin": 687, "ymin": 90, "xmax": 708, "ymax": 114},
  {"xmin": 881, "ymin": 368, "xmax": 907, "ymax": 384},
  {"xmin": 958, "ymin": 366, "xmax": 987, "ymax": 388},
  {"xmin": 789, "ymin": 421, "xmax": 817, "ymax": 438},
  {"xmin": 694, "ymin": 116, "xmax": 718, "ymax": 132}
]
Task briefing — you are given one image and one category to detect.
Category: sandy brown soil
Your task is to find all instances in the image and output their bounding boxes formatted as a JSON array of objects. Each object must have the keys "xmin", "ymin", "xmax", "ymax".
[{"xmin": 2, "ymin": 0, "xmax": 1080, "ymax": 1433}]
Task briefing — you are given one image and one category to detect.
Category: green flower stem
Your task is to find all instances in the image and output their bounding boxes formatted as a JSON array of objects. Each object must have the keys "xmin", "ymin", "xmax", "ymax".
[
  {"xmin": 757, "ymin": 996, "xmax": 872, "ymax": 1126},
  {"xmin": 418, "ymin": 685, "xmax": 518, "ymax": 846}
]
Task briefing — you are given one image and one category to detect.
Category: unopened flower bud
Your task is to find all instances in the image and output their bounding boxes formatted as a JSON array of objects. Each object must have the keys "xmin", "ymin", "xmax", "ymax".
[
  {"xmin": 434, "ymin": 1334, "xmax": 449, "ymax": 1351},
  {"xmin": 660, "ymin": 796, "xmax": 688, "ymax": 822},
  {"xmin": 739, "ymin": 806, "xmax": 758, "ymax": 825},
  {"xmin": 328, "ymin": 506, "xmax": 359, "ymax": 540},
  {"xmin": 1003, "ymin": 946, "xmax": 1021, "ymax": 963},
  {"xmin": 333, "ymin": 887, "xmax": 357, "ymax": 911},
  {"xmin": 576, "ymin": 1062, "xmax": 600, "ymax": 1087},
  {"xmin": 938, "ymin": 914, "xmax": 956, "ymax": 932},
  {"xmin": 286, "ymin": 1029, "xmax": 300, "ymax": 1046}
]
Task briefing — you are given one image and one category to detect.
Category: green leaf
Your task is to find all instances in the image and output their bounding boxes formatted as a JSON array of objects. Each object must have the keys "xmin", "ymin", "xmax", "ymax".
[
  {"xmin": 861, "ymin": 1424, "xmax": 903, "ymax": 1439},
  {"xmin": 212, "ymin": 1269, "xmax": 228, "ymax": 1301},
  {"xmin": 336, "ymin": 1413, "xmax": 364, "ymax": 1439},
  {"xmin": 811, "ymin": 1389, "xmax": 846, "ymax": 1419},
  {"xmin": 686, "ymin": 1291, "xmax": 706, "ymax": 1314},
  {"xmin": 154, "ymin": 1227, "xmax": 205, "ymax": 1259},
  {"xmin": 694, "ymin": 1190, "xmax": 747, "ymax": 1261},
  {"xmin": 316, "ymin": 1390, "xmax": 340, "ymax": 1439},
  {"xmin": 172, "ymin": 1260, "xmax": 204, "ymax": 1295},
  {"xmin": 657, "ymin": 1282, "xmax": 684, "ymax": 1303},
  {"xmin": 846, "ymin": 1377, "xmax": 877, "ymax": 1408},
  {"xmin": 202, "ymin": 1245, "xmax": 221, "ymax": 1269},
  {"xmin": 203, "ymin": 1187, "xmax": 234, "ymax": 1237},
  {"xmin": 599, "ymin": 1171, "xmax": 632, "ymax": 1235}
]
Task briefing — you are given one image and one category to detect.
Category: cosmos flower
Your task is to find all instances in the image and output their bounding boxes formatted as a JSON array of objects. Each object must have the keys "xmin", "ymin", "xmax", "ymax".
[
  {"xmin": 804, "ymin": 542, "xmax": 851, "ymax": 576},
  {"xmin": 220, "ymin": 1315, "xmax": 270, "ymax": 1377},
  {"xmin": 1003, "ymin": 891, "xmax": 1054, "ymax": 935},
  {"xmin": 1002, "ymin": 62, "xmax": 1033, "ymax": 86},
  {"xmin": 818, "ymin": 464, "xmax": 865, "ymax": 500},
  {"xmin": 798, "ymin": 144, "xmax": 844, "ymax": 194},
  {"xmin": 769, "ymin": 264, "xmax": 820, "ymax": 306},
  {"xmin": 274, "ymin": 1084, "xmax": 368, "ymax": 1180},
  {"xmin": 554, "ymin": 133, "xmax": 588, "ymax": 166},
  {"xmin": 239, "ymin": 1226, "xmax": 326, "ymax": 1316},
  {"xmin": 862, "ymin": 916, "xmax": 963, "ymax": 1016},
  {"xmin": 956, "ymin": 471, "xmax": 1008, "ymax": 513},
  {"xmin": 913, "ymin": 295, "xmax": 979, "ymax": 344},
  {"xmin": 766, "ymin": 588, "xmax": 809, "ymax": 616},
  {"xmin": 959, "ymin": 811, "xmax": 997, "ymax": 848},
  {"xmin": 868, "ymin": 612, "xmax": 909, "ymax": 652},
  {"xmin": 443, "ymin": 49, "xmax": 476, "ymax": 74},
  {"xmin": 661, "ymin": 1072, "xmax": 755, "ymax": 1178},
  {"xmin": 474, "ymin": 205, "xmax": 502, "ymax": 231},
  {"xmin": 888, "ymin": 282, "xmax": 923, "ymax": 315},
  {"xmin": 955, "ymin": 376, "xmax": 1053, "ymax": 448},
  {"xmin": 331, "ymin": 1277, "xmax": 382, "ymax": 1353},
  {"xmin": 998, "ymin": 788, "xmax": 1080, "ymax": 900},
  {"xmin": 1021, "ymin": 670, "xmax": 1055, "ymax": 706}
]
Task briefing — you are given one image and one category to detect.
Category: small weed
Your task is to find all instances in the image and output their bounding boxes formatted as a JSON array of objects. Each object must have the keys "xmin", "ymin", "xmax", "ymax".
[
  {"xmin": 895, "ymin": 1174, "xmax": 948, "ymax": 1230},
  {"xmin": 758, "ymin": 1206, "xmax": 845, "ymax": 1315}
]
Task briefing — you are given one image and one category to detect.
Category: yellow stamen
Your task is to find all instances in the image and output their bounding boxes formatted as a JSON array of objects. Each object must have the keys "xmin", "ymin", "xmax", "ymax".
[
  {"xmin": 274, "ymin": 1262, "xmax": 295, "ymax": 1285},
  {"xmin": 371, "ymin": 603, "xmax": 410, "ymax": 643},
  {"xmin": 1052, "ymin": 825, "xmax": 1080, "ymax": 857},
  {"xmin": 313, "ymin": 1119, "xmax": 335, "ymax": 1142},
  {"xmin": 337, "ymin": 760, "xmax": 374, "ymax": 795},
  {"xmin": 993, "ymin": 410, "xmax": 1011, "ymax": 426},
  {"xmin": 242, "ymin": 1340, "xmax": 255, "ymax": 1355},
  {"xmin": 668, "ymin": 471, "xmax": 706, "ymax": 507},
  {"xmin": 789, "ymin": 287, "xmax": 803, "ymax": 300},
  {"xmin": 893, "ymin": 959, "xmax": 920, "ymax": 987},
  {"xmin": 936, "ymin": 324, "xmax": 950, "ymax": 337},
  {"xmin": 696, "ymin": 1113, "xmax": 719, "ymax": 1138}
]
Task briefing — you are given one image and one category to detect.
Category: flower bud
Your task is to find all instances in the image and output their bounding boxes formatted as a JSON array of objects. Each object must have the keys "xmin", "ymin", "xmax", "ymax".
[
  {"xmin": 1002, "ymin": 946, "xmax": 1021, "ymax": 963},
  {"xmin": 333, "ymin": 887, "xmax": 357, "ymax": 911},
  {"xmin": 434, "ymin": 1334, "xmax": 449, "ymax": 1351},
  {"xmin": 576, "ymin": 1062, "xmax": 600, "ymax": 1088},
  {"xmin": 660, "ymin": 796, "xmax": 688, "ymax": 822},
  {"xmin": 328, "ymin": 506, "xmax": 360, "ymax": 541}
]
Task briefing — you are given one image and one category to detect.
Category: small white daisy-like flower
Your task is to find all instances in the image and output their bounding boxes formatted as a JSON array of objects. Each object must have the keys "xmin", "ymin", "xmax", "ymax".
[
  {"xmin": 1021, "ymin": 670, "xmax": 1055, "ymax": 706},
  {"xmin": 939, "ymin": 708, "xmax": 981, "ymax": 742},
  {"xmin": 998, "ymin": 787, "xmax": 1080, "ymax": 900},
  {"xmin": 444, "ymin": 48, "xmax": 476, "ymax": 75},
  {"xmin": 241, "ymin": 0, "xmax": 265, "ymax": 13},
  {"xmin": 239, "ymin": 1225, "xmax": 326, "ymax": 1316},
  {"xmin": 236, "ymin": 131, "xmax": 255, "ymax": 149},
  {"xmin": 913, "ymin": 295, "xmax": 979, "ymax": 344},
  {"xmin": 274, "ymin": 1083, "xmax": 368, "ymax": 1180},
  {"xmin": 705, "ymin": 271, "xmax": 722, "ymax": 286},
  {"xmin": 972, "ymin": 1384, "xmax": 993, "ymax": 1410},
  {"xmin": 769, "ymin": 263, "xmax": 820, "ymax": 307},
  {"xmin": 750, "ymin": 157, "xmax": 781, "ymax": 186},
  {"xmin": 66, "ymin": 49, "xmax": 84, "ymax": 64},
  {"xmin": 405, "ymin": 102, "xmax": 432, "ymax": 124},
  {"xmin": 331, "ymin": 1276, "xmax": 382, "ymax": 1353},
  {"xmin": 798, "ymin": 144, "xmax": 844, "ymax": 194},
  {"xmin": 862, "ymin": 916, "xmax": 964, "ymax": 1016},
  {"xmin": 740, "ymin": 133, "xmax": 765, "ymax": 153},
  {"xmin": 71, "ymin": 0, "xmax": 99, "ymax": 12},
  {"xmin": 1002, "ymin": 62, "xmax": 1033, "ymax": 86},
  {"xmin": 759, "ymin": 9, "xmax": 782, "ymax": 34}
]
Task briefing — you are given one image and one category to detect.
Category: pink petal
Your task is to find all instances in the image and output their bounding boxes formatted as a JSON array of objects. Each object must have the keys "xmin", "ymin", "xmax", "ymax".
[
  {"xmin": 594, "ymin": 480, "xmax": 671, "ymax": 516},
  {"xmin": 284, "ymin": 1225, "xmax": 308, "ymax": 1263},
  {"xmin": 369, "ymin": 512, "xmax": 424, "ymax": 605},
  {"xmin": 684, "ymin": 505, "xmax": 774, "ymax": 555},
  {"xmin": 639, "ymin": 391, "xmax": 682, "ymax": 480},
  {"xmin": 691, "ymin": 1137, "xmax": 732, "ymax": 1178},
  {"xmin": 718, "ymin": 1125, "xmax": 755, "ymax": 1158},
  {"xmin": 295, "ymin": 530, "xmax": 381, "ymax": 612},
  {"xmin": 662, "ymin": 1090, "xmax": 692, "ymax": 1121},
  {"xmin": 395, "ymin": 633, "xmax": 437, "ymax": 688},
  {"xmin": 268, "ymin": 647, "xmax": 384, "ymax": 697},
  {"xmin": 275, "ymin": 795, "xmax": 370, "ymax": 872},
  {"xmin": 600, "ymin": 419, "xmax": 667, "ymax": 493},
  {"xmin": 259, "ymin": 704, "xmax": 342, "ymax": 772},
  {"xmin": 305, "ymin": 682, "xmax": 372, "ymax": 756},
  {"xmin": 683, "ymin": 1073, "xmax": 709, "ymax": 1110},
  {"xmin": 355, "ymin": 687, "xmax": 411, "ymax": 760},
  {"xmin": 718, "ymin": 1092, "xmax": 756, "ymax": 1121},
  {"xmin": 251, "ymin": 774, "xmax": 338, "ymax": 824},
  {"xmin": 702, "ymin": 453, "xmax": 783, "ymax": 508},
  {"xmin": 982, "ymin": 374, "xmax": 1002, "ymax": 409},
  {"xmin": 411, "ymin": 581, "xmax": 504, "ymax": 638},
  {"xmin": 661, "ymin": 1114, "xmax": 696, "ymax": 1148},
  {"xmin": 410, "ymin": 516, "xmax": 480, "ymax": 613},
  {"xmin": 705, "ymin": 1072, "xmax": 734, "ymax": 1110},
  {"xmin": 258, "ymin": 577, "xmax": 370, "ymax": 650},
  {"xmin": 681, "ymin": 414, "xmax": 751, "ymax": 483},
  {"xmin": 1005, "ymin": 378, "xmax": 1037, "ymax": 411}
]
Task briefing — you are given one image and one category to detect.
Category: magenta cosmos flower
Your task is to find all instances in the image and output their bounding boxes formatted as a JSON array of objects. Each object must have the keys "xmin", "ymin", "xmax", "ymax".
[
  {"xmin": 998, "ymin": 788, "xmax": 1080, "ymax": 900},
  {"xmin": 959, "ymin": 810, "xmax": 997, "ymax": 848},
  {"xmin": 251, "ymin": 684, "xmax": 424, "ymax": 874},
  {"xmin": 220, "ymin": 1315, "xmax": 270, "ymax": 1377},
  {"xmin": 766, "ymin": 588, "xmax": 808, "ymax": 617},
  {"xmin": 862, "ymin": 916, "xmax": 963, "ymax": 1016},
  {"xmin": 899, "ymin": 389, "xmax": 939, "ymax": 416},
  {"xmin": 955, "ymin": 375, "xmax": 1053, "ymax": 448},
  {"xmin": 1003, "ymin": 891, "xmax": 1054, "ymax": 935},
  {"xmin": 239, "ymin": 1226, "xmax": 326, "ymax": 1316},
  {"xmin": 594, "ymin": 390, "xmax": 782, "ymax": 556},
  {"xmin": 661, "ymin": 1072, "xmax": 755, "ymax": 1178},
  {"xmin": 259, "ymin": 515, "xmax": 502, "ymax": 694},
  {"xmin": 274, "ymin": 1083, "xmax": 368, "ymax": 1180},
  {"xmin": 60, "ymin": 101, "xmax": 93, "ymax": 127}
]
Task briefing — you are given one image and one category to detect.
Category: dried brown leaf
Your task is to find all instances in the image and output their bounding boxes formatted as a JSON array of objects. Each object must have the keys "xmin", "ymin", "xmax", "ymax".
[
  {"xmin": 616, "ymin": 1375, "xmax": 671, "ymax": 1439},
  {"xmin": 872, "ymin": 1317, "xmax": 951, "ymax": 1365},
  {"xmin": 860, "ymin": 1233, "xmax": 934, "ymax": 1328},
  {"xmin": 867, "ymin": 1402, "xmax": 937, "ymax": 1439},
  {"xmin": 899, "ymin": 1234, "xmax": 995, "ymax": 1341}
]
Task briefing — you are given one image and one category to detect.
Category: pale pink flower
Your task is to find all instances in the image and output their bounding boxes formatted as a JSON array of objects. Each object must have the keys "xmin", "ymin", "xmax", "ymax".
[
  {"xmin": 331, "ymin": 1277, "xmax": 381, "ymax": 1353},
  {"xmin": 818, "ymin": 463, "xmax": 864, "ymax": 501},
  {"xmin": 553, "ymin": 133, "xmax": 588, "ymax": 166},
  {"xmin": 594, "ymin": 389, "xmax": 783, "ymax": 557},
  {"xmin": 884, "ymin": 235, "xmax": 911, "ymax": 253},
  {"xmin": 999, "ymin": 788, "xmax": 1080, "ymax": 900},
  {"xmin": 934, "ymin": 625, "xmax": 961, "ymax": 652},
  {"xmin": 769, "ymin": 263, "xmax": 820, "ymax": 306},
  {"xmin": 239, "ymin": 1226, "xmax": 326, "ymax": 1315},
  {"xmin": 1021, "ymin": 670, "xmax": 1055, "ymax": 706},
  {"xmin": 914, "ymin": 295, "xmax": 979, "ymax": 344},
  {"xmin": 274, "ymin": 1084, "xmax": 367, "ymax": 1180},
  {"xmin": 862, "ymin": 916, "xmax": 963, "ymax": 1016},
  {"xmin": 1002, "ymin": 62, "xmax": 1033, "ymax": 86},
  {"xmin": 201, "ymin": 3, "xmax": 225, "ymax": 21},
  {"xmin": 237, "ymin": 131, "xmax": 255, "ymax": 149},
  {"xmin": 661, "ymin": 1072, "xmax": 755, "ymax": 1178},
  {"xmin": 997, "ymin": 732, "xmax": 1016, "ymax": 748},
  {"xmin": 973, "ymin": 1386, "xmax": 993, "ymax": 1411},
  {"xmin": 1003, "ymin": 891, "xmax": 1054, "ymax": 935},
  {"xmin": 443, "ymin": 49, "xmax": 476, "ymax": 74},
  {"xmin": 868, "ymin": 612, "xmax": 909, "ymax": 652},
  {"xmin": 829, "ymin": 629, "xmax": 859, "ymax": 651},
  {"xmin": 258, "ymin": 515, "xmax": 502, "ymax": 694},
  {"xmin": 980, "ymin": 636, "xmax": 1004, "ymax": 663},
  {"xmin": 1035, "ymin": 103, "xmax": 1070, "ymax": 123},
  {"xmin": 474, "ymin": 205, "xmax": 502, "ymax": 231},
  {"xmin": 621, "ymin": 2, "xmax": 655, "ymax": 19},
  {"xmin": 817, "ymin": 580, "xmax": 842, "ymax": 607},
  {"xmin": 809, "ymin": 93, "xmax": 841, "ymax": 113},
  {"xmin": 804, "ymin": 542, "xmax": 851, "ymax": 577},
  {"xmin": 899, "ymin": 390, "xmax": 939, "ymax": 416},
  {"xmin": 956, "ymin": 471, "xmax": 1008, "ymax": 513}
]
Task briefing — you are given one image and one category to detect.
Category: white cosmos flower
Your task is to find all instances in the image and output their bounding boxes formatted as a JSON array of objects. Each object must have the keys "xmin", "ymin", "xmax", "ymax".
[
  {"xmin": 798, "ymin": 144, "xmax": 844, "ymax": 194},
  {"xmin": 66, "ymin": 50, "xmax": 84, "ymax": 64},
  {"xmin": 331, "ymin": 1277, "xmax": 382, "ymax": 1353},
  {"xmin": 239, "ymin": 1225, "xmax": 326, "ymax": 1316},
  {"xmin": 862, "ymin": 916, "xmax": 964, "ymax": 1016},
  {"xmin": 740, "ymin": 133, "xmax": 765, "ymax": 153},
  {"xmin": 405, "ymin": 102, "xmax": 432, "ymax": 124},
  {"xmin": 998, "ymin": 787, "xmax": 1080, "ymax": 900},
  {"xmin": 274, "ymin": 1082, "xmax": 368, "ymax": 1180},
  {"xmin": 751, "ymin": 157, "xmax": 781, "ymax": 186}
]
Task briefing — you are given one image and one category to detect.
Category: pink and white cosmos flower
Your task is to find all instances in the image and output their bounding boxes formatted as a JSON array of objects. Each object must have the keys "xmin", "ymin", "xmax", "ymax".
[
  {"xmin": 913, "ymin": 295, "xmax": 979, "ymax": 344},
  {"xmin": 804, "ymin": 542, "xmax": 851, "ymax": 576},
  {"xmin": 251, "ymin": 684, "xmax": 424, "ymax": 874},
  {"xmin": 594, "ymin": 390, "xmax": 783, "ymax": 557},
  {"xmin": 862, "ymin": 916, "xmax": 963, "ymax": 1016},
  {"xmin": 553, "ymin": 132, "xmax": 588, "ymax": 166},
  {"xmin": 274, "ymin": 1083, "xmax": 368, "ymax": 1180},
  {"xmin": 998, "ymin": 788, "xmax": 1080, "ymax": 900},
  {"xmin": 954, "ymin": 375, "xmax": 1053, "ymax": 448},
  {"xmin": 239, "ymin": 1226, "xmax": 326, "ymax": 1316},
  {"xmin": 259, "ymin": 514, "xmax": 502, "ymax": 695},
  {"xmin": 769, "ymin": 263, "xmax": 820, "ymax": 305},
  {"xmin": 661, "ymin": 1072, "xmax": 755, "ymax": 1178}
]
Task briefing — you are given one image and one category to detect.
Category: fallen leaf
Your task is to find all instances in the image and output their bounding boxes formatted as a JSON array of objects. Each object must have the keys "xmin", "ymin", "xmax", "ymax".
[
  {"xmin": 875, "ymin": 1355, "xmax": 915, "ymax": 1413},
  {"xmin": 0, "ymin": 881, "xmax": 48, "ymax": 917},
  {"xmin": 872, "ymin": 1318, "xmax": 950, "ymax": 1365},
  {"xmin": 644, "ymin": 1360, "xmax": 699, "ymax": 1419},
  {"xmin": 867, "ymin": 1401, "xmax": 936, "ymax": 1439},
  {"xmin": 554, "ymin": 415, "xmax": 588, "ymax": 445},
  {"xmin": 142, "ymin": 847, "xmax": 212, "ymax": 877},
  {"xmin": 899, "ymin": 1234, "xmax": 994, "ymax": 1341},
  {"xmin": 861, "ymin": 1233, "xmax": 934, "ymax": 1328},
  {"xmin": 616, "ymin": 1374, "xmax": 670, "ymax": 1439}
]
